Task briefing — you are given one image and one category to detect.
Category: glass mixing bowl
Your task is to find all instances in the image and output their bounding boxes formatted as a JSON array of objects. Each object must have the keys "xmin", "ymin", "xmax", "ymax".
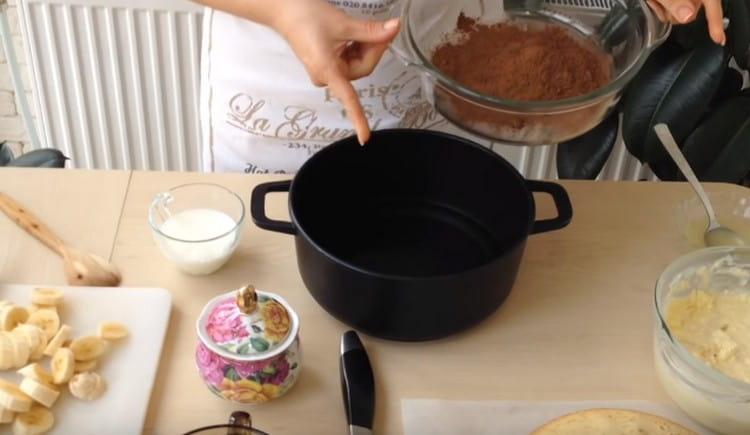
[
  {"xmin": 654, "ymin": 247, "xmax": 750, "ymax": 435},
  {"xmin": 677, "ymin": 191, "xmax": 750, "ymax": 249},
  {"xmin": 389, "ymin": 0, "xmax": 670, "ymax": 145},
  {"xmin": 149, "ymin": 183, "xmax": 245, "ymax": 275}
]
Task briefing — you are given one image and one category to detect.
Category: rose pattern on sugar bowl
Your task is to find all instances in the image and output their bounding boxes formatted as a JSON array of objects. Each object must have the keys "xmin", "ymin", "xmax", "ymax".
[{"xmin": 196, "ymin": 285, "xmax": 301, "ymax": 404}]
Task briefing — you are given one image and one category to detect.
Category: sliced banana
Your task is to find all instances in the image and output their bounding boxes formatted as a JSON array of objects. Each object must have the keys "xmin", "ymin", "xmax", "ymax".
[
  {"xmin": 0, "ymin": 306, "xmax": 29, "ymax": 331},
  {"xmin": 12, "ymin": 406, "xmax": 54, "ymax": 435},
  {"xmin": 26, "ymin": 305, "xmax": 56, "ymax": 316},
  {"xmin": 13, "ymin": 325, "xmax": 47, "ymax": 361},
  {"xmin": 42, "ymin": 324, "xmax": 71, "ymax": 357},
  {"xmin": 25, "ymin": 311, "xmax": 59, "ymax": 341},
  {"xmin": 97, "ymin": 321, "xmax": 129, "ymax": 341},
  {"xmin": 1, "ymin": 290, "xmax": 129, "ymax": 429},
  {"xmin": 30, "ymin": 288, "xmax": 64, "ymax": 307},
  {"xmin": 0, "ymin": 379, "xmax": 32, "ymax": 413},
  {"xmin": 69, "ymin": 336, "xmax": 107, "ymax": 362},
  {"xmin": 74, "ymin": 359, "xmax": 97, "ymax": 373},
  {"xmin": 51, "ymin": 348, "xmax": 74, "ymax": 385},
  {"xmin": 68, "ymin": 372, "xmax": 106, "ymax": 401},
  {"xmin": 0, "ymin": 406, "xmax": 14, "ymax": 424},
  {"xmin": 0, "ymin": 332, "xmax": 14, "ymax": 370},
  {"xmin": 17, "ymin": 364, "xmax": 54, "ymax": 387},
  {"xmin": 12, "ymin": 326, "xmax": 40, "ymax": 354},
  {"xmin": 8, "ymin": 332, "xmax": 30, "ymax": 369},
  {"xmin": 18, "ymin": 378, "xmax": 58, "ymax": 408}
]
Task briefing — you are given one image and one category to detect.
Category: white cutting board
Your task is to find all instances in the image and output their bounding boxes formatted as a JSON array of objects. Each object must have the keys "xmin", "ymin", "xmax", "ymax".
[
  {"xmin": 0, "ymin": 284, "xmax": 171, "ymax": 435},
  {"xmin": 402, "ymin": 399, "xmax": 717, "ymax": 434}
]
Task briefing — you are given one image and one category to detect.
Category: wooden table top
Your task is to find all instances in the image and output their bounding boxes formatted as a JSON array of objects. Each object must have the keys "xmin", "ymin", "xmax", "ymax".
[{"xmin": 2, "ymin": 167, "xmax": 744, "ymax": 434}]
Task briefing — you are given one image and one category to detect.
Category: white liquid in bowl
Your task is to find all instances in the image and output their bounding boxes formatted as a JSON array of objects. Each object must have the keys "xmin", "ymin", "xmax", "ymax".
[{"xmin": 155, "ymin": 208, "xmax": 239, "ymax": 275}]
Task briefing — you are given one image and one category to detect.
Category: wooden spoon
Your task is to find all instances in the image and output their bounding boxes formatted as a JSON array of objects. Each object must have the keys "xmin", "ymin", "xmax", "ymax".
[{"xmin": 0, "ymin": 192, "xmax": 121, "ymax": 286}]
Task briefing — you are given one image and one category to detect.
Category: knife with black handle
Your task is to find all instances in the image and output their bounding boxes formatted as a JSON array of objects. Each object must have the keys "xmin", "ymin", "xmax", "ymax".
[{"xmin": 340, "ymin": 330, "xmax": 375, "ymax": 435}]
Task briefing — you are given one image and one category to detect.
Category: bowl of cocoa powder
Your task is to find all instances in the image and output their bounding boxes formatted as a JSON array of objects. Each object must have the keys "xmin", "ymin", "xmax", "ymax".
[{"xmin": 389, "ymin": 0, "xmax": 670, "ymax": 145}]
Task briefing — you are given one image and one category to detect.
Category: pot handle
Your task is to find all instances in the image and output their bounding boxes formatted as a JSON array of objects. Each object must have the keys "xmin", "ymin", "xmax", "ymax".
[
  {"xmin": 527, "ymin": 180, "xmax": 573, "ymax": 235},
  {"xmin": 251, "ymin": 180, "xmax": 296, "ymax": 235}
]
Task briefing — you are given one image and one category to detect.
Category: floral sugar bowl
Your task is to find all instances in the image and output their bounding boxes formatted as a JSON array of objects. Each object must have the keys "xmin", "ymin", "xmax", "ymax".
[{"xmin": 196, "ymin": 285, "xmax": 301, "ymax": 404}]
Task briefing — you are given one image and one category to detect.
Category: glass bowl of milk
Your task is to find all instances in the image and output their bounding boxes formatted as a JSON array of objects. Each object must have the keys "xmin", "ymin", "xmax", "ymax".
[{"xmin": 149, "ymin": 183, "xmax": 245, "ymax": 275}]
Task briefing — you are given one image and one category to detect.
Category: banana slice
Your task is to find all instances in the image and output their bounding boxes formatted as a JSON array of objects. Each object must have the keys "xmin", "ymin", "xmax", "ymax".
[
  {"xmin": 42, "ymin": 325, "xmax": 71, "ymax": 357},
  {"xmin": 26, "ymin": 305, "xmax": 56, "ymax": 316},
  {"xmin": 97, "ymin": 321, "xmax": 129, "ymax": 341},
  {"xmin": 0, "ymin": 301, "xmax": 10, "ymax": 309},
  {"xmin": 18, "ymin": 378, "xmax": 58, "ymax": 408},
  {"xmin": 8, "ymin": 332, "xmax": 30, "ymax": 369},
  {"xmin": 30, "ymin": 288, "xmax": 64, "ymax": 307},
  {"xmin": 0, "ymin": 306, "xmax": 29, "ymax": 331},
  {"xmin": 17, "ymin": 364, "xmax": 54, "ymax": 387},
  {"xmin": 12, "ymin": 406, "xmax": 54, "ymax": 435},
  {"xmin": 25, "ymin": 311, "xmax": 59, "ymax": 341},
  {"xmin": 74, "ymin": 359, "xmax": 97, "ymax": 373},
  {"xmin": 13, "ymin": 325, "xmax": 47, "ymax": 361},
  {"xmin": 68, "ymin": 372, "xmax": 106, "ymax": 401},
  {"xmin": 0, "ymin": 380, "xmax": 32, "ymax": 413},
  {"xmin": 51, "ymin": 348, "xmax": 74, "ymax": 385},
  {"xmin": 0, "ymin": 406, "xmax": 14, "ymax": 424},
  {"xmin": 0, "ymin": 332, "xmax": 14, "ymax": 370},
  {"xmin": 69, "ymin": 336, "xmax": 107, "ymax": 362}
]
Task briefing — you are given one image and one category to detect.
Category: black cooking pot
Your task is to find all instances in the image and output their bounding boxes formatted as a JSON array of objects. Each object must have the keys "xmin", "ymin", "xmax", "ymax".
[{"xmin": 251, "ymin": 129, "xmax": 572, "ymax": 341}]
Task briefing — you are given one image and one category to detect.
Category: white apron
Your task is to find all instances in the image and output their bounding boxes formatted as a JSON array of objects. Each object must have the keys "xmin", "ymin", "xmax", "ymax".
[{"xmin": 200, "ymin": 0, "xmax": 449, "ymax": 173}]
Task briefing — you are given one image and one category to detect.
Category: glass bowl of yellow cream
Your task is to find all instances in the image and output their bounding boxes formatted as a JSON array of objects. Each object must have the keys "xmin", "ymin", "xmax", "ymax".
[{"xmin": 654, "ymin": 247, "xmax": 750, "ymax": 435}]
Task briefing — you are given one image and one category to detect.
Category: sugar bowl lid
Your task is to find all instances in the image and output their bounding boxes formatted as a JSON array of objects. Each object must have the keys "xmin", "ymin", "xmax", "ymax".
[{"xmin": 197, "ymin": 285, "xmax": 299, "ymax": 361}]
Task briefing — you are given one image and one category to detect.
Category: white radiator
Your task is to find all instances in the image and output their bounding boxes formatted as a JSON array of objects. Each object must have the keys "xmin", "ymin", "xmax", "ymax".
[
  {"xmin": 17, "ymin": 0, "xmax": 203, "ymax": 171},
  {"xmin": 16, "ymin": 0, "xmax": 649, "ymax": 179}
]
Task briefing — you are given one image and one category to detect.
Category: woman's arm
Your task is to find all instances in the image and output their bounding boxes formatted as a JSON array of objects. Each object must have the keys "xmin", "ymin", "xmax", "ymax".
[
  {"xmin": 191, "ymin": 0, "xmax": 282, "ymax": 30},
  {"xmin": 193, "ymin": 0, "xmax": 400, "ymax": 145}
]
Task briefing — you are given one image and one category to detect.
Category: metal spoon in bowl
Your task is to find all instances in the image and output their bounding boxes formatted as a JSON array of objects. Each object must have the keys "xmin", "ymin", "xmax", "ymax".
[{"xmin": 654, "ymin": 123, "xmax": 746, "ymax": 247}]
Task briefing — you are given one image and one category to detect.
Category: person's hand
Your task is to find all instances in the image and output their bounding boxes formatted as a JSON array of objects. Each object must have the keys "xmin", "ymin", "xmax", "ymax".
[
  {"xmin": 646, "ymin": 0, "xmax": 726, "ymax": 45},
  {"xmin": 271, "ymin": 0, "xmax": 400, "ymax": 144}
]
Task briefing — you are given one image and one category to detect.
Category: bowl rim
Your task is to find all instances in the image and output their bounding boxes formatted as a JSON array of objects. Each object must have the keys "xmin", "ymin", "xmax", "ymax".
[
  {"xmin": 403, "ymin": 0, "xmax": 664, "ymax": 111},
  {"xmin": 287, "ymin": 129, "xmax": 539, "ymax": 282},
  {"xmin": 148, "ymin": 182, "xmax": 246, "ymax": 244},
  {"xmin": 654, "ymin": 246, "xmax": 750, "ymax": 400},
  {"xmin": 679, "ymin": 190, "xmax": 750, "ymax": 208}
]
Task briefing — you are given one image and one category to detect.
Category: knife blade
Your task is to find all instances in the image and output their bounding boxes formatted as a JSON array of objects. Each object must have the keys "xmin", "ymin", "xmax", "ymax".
[{"xmin": 340, "ymin": 330, "xmax": 375, "ymax": 435}]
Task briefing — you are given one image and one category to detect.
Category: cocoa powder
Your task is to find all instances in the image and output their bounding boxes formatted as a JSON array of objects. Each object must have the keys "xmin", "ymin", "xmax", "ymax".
[
  {"xmin": 429, "ymin": 15, "xmax": 615, "ymax": 143},
  {"xmin": 433, "ymin": 15, "xmax": 611, "ymax": 101}
]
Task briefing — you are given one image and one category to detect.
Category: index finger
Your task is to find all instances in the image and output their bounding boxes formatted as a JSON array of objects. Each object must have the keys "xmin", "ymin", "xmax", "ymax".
[
  {"xmin": 703, "ymin": 0, "xmax": 726, "ymax": 45},
  {"xmin": 328, "ymin": 70, "xmax": 371, "ymax": 145}
]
